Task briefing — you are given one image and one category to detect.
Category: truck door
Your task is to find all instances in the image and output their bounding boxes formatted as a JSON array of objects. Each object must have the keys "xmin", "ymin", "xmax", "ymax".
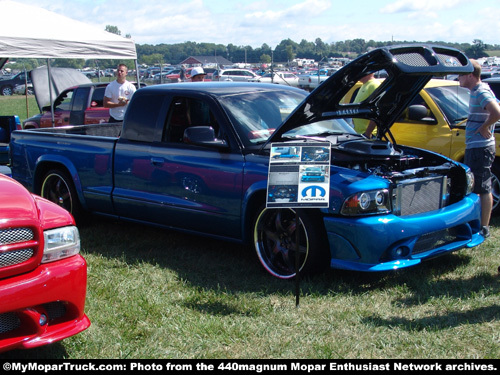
[
  {"xmin": 113, "ymin": 94, "xmax": 245, "ymax": 239},
  {"xmin": 69, "ymin": 87, "xmax": 90, "ymax": 125}
]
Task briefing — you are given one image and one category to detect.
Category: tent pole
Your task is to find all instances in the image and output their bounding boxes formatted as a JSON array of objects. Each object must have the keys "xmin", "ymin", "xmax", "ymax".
[
  {"xmin": 24, "ymin": 66, "xmax": 29, "ymax": 119},
  {"xmin": 47, "ymin": 59, "xmax": 55, "ymax": 127},
  {"xmin": 135, "ymin": 59, "xmax": 140, "ymax": 86}
]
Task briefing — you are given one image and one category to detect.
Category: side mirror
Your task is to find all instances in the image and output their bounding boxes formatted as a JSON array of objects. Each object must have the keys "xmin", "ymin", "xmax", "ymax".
[
  {"xmin": 183, "ymin": 126, "xmax": 228, "ymax": 148},
  {"xmin": 407, "ymin": 104, "xmax": 430, "ymax": 121}
]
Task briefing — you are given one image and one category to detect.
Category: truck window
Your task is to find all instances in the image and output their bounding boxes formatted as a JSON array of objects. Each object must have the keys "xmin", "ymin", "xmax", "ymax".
[
  {"xmin": 91, "ymin": 87, "xmax": 105, "ymax": 107},
  {"xmin": 121, "ymin": 94, "xmax": 166, "ymax": 142},
  {"xmin": 399, "ymin": 93, "xmax": 437, "ymax": 123},
  {"xmin": 54, "ymin": 90, "xmax": 74, "ymax": 111},
  {"xmin": 72, "ymin": 87, "xmax": 91, "ymax": 112},
  {"xmin": 163, "ymin": 97, "xmax": 219, "ymax": 143}
]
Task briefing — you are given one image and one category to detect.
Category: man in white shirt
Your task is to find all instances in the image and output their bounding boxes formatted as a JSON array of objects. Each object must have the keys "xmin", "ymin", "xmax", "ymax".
[{"xmin": 104, "ymin": 64, "xmax": 136, "ymax": 122}]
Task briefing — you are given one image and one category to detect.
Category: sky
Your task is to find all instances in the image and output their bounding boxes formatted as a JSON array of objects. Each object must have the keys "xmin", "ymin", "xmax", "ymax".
[{"xmin": 6, "ymin": 0, "xmax": 500, "ymax": 48}]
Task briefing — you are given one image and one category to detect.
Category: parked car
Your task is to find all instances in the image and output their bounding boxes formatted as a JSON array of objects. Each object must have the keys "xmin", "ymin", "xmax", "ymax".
[
  {"xmin": 297, "ymin": 68, "xmax": 337, "ymax": 91},
  {"xmin": 212, "ymin": 68, "xmax": 258, "ymax": 82},
  {"xmin": 10, "ymin": 45, "xmax": 484, "ymax": 280},
  {"xmin": 13, "ymin": 83, "xmax": 34, "ymax": 95},
  {"xmin": 0, "ymin": 71, "xmax": 31, "ymax": 96},
  {"xmin": 0, "ymin": 172, "xmax": 90, "ymax": 353},
  {"xmin": 23, "ymin": 82, "xmax": 110, "ymax": 129},
  {"xmin": 250, "ymin": 71, "xmax": 300, "ymax": 87},
  {"xmin": 22, "ymin": 82, "xmax": 145, "ymax": 129}
]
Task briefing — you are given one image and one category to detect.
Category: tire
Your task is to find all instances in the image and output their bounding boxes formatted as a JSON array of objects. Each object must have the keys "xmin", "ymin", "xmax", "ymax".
[
  {"xmin": 253, "ymin": 206, "xmax": 329, "ymax": 279},
  {"xmin": 491, "ymin": 161, "xmax": 500, "ymax": 215},
  {"xmin": 41, "ymin": 169, "xmax": 84, "ymax": 222},
  {"xmin": 1, "ymin": 85, "xmax": 13, "ymax": 96}
]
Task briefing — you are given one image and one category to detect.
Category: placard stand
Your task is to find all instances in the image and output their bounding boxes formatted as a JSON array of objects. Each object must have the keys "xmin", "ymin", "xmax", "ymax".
[{"xmin": 266, "ymin": 142, "xmax": 331, "ymax": 308}]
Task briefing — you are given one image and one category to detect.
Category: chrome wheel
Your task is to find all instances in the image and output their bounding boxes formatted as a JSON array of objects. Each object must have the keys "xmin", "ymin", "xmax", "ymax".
[
  {"xmin": 41, "ymin": 171, "xmax": 74, "ymax": 213},
  {"xmin": 253, "ymin": 207, "xmax": 329, "ymax": 279}
]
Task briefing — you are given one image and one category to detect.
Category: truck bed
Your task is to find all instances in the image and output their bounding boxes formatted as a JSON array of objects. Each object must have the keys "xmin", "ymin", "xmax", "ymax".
[
  {"xmin": 10, "ymin": 123, "xmax": 121, "ymax": 212},
  {"xmin": 20, "ymin": 122, "xmax": 122, "ymax": 138}
]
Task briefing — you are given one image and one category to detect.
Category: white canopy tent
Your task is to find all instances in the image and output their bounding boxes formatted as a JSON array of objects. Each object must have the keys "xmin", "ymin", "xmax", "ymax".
[
  {"xmin": 0, "ymin": 0, "xmax": 137, "ymax": 60},
  {"xmin": 0, "ymin": 0, "xmax": 139, "ymax": 124}
]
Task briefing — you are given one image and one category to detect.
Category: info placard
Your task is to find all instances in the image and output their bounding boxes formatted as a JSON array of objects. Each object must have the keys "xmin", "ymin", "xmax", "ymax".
[{"xmin": 267, "ymin": 142, "xmax": 331, "ymax": 208}]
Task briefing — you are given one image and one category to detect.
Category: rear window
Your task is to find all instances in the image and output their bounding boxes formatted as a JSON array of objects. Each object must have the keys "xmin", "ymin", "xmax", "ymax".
[{"xmin": 91, "ymin": 87, "xmax": 106, "ymax": 107}]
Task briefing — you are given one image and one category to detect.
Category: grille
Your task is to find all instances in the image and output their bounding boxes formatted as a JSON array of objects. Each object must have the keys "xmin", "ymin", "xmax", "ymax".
[
  {"xmin": 0, "ymin": 228, "xmax": 34, "ymax": 245},
  {"xmin": 435, "ymin": 53, "xmax": 463, "ymax": 67},
  {"xmin": 0, "ymin": 312, "xmax": 21, "ymax": 334},
  {"xmin": 0, "ymin": 248, "xmax": 34, "ymax": 268},
  {"xmin": 0, "ymin": 228, "xmax": 36, "ymax": 269},
  {"xmin": 413, "ymin": 228, "xmax": 459, "ymax": 255},
  {"xmin": 393, "ymin": 176, "xmax": 447, "ymax": 216},
  {"xmin": 395, "ymin": 52, "xmax": 429, "ymax": 67},
  {"xmin": 44, "ymin": 302, "xmax": 67, "ymax": 321}
]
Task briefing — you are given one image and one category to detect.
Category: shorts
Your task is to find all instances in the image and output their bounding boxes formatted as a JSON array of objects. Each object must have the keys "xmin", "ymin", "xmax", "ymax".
[{"xmin": 464, "ymin": 145, "xmax": 495, "ymax": 194}]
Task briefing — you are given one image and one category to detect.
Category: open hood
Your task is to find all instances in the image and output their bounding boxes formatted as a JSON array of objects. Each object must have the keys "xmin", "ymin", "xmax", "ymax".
[
  {"xmin": 268, "ymin": 44, "xmax": 473, "ymax": 144},
  {"xmin": 31, "ymin": 67, "xmax": 91, "ymax": 112}
]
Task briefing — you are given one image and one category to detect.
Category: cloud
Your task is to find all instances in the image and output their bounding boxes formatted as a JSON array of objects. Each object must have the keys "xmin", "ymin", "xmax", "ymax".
[{"xmin": 380, "ymin": 0, "xmax": 467, "ymax": 14}]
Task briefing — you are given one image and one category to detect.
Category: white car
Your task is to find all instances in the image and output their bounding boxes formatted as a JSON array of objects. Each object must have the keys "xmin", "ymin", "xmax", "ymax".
[
  {"xmin": 13, "ymin": 83, "xmax": 34, "ymax": 95},
  {"xmin": 212, "ymin": 69, "xmax": 258, "ymax": 82},
  {"xmin": 250, "ymin": 71, "xmax": 300, "ymax": 87}
]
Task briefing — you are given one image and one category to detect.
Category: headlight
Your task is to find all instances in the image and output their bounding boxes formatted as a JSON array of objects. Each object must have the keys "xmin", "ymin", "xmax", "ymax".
[
  {"xmin": 42, "ymin": 226, "xmax": 80, "ymax": 263},
  {"xmin": 466, "ymin": 169, "xmax": 474, "ymax": 195},
  {"xmin": 341, "ymin": 189, "xmax": 391, "ymax": 216}
]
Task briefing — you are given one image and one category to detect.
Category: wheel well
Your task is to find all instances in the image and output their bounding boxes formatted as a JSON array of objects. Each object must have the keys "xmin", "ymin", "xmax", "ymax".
[
  {"xmin": 33, "ymin": 162, "xmax": 71, "ymax": 195},
  {"xmin": 242, "ymin": 191, "xmax": 266, "ymax": 245}
]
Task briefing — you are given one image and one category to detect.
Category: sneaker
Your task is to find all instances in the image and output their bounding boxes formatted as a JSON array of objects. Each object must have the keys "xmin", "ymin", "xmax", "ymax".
[{"xmin": 481, "ymin": 226, "xmax": 490, "ymax": 239}]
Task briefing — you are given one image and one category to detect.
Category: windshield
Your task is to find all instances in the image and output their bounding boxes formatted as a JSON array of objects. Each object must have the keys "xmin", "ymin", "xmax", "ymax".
[
  {"xmin": 425, "ymin": 85, "xmax": 470, "ymax": 126},
  {"xmin": 219, "ymin": 89, "xmax": 307, "ymax": 145}
]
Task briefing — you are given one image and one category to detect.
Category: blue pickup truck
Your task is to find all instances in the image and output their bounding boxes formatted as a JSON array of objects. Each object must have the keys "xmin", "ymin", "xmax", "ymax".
[{"xmin": 9, "ymin": 45, "xmax": 485, "ymax": 279}]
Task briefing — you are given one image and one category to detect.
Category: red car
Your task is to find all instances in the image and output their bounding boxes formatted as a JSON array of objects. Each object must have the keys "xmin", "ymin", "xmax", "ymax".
[
  {"xmin": 22, "ymin": 83, "xmax": 110, "ymax": 129},
  {"xmin": 0, "ymin": 173, "xmax": 90, "ymax": 353}
]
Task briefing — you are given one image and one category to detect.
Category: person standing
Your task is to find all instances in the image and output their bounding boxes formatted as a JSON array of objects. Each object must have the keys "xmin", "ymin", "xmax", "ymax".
[
  {"xmin": 459, "ymin": 59, "xmax": 500, "ymax": 238},
  {"xmin": 104, "ymin": 64, "xmax": 136, "ymax": 122},
  {"xmin": 352, "ymin": 73, "xmax": 381, "ymax": 138}
]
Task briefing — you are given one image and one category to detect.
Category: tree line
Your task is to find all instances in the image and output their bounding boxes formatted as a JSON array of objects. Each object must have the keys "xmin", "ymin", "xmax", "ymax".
[
  {"xmin": 137, "ymin": 38, "xmax": 497, "ymax": 66},
  {"xmin": 6, "ymin": 37, "xmax": 498, "ymax": 72}
]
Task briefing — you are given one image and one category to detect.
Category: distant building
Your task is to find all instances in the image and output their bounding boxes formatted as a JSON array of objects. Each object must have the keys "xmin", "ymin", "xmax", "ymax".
[{"xmin": 179, "ymin": 56, "xmax": 233, "ymax": 68}]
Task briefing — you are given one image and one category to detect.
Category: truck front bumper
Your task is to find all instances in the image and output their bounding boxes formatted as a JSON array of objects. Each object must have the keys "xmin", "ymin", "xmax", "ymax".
[
  {"xmin": 323, "ymin": 194, "xmax": 484, "ymax": 272},
  {"xmin": 0, "ymin": 255, "xmax": 90, "ymax": 353}
]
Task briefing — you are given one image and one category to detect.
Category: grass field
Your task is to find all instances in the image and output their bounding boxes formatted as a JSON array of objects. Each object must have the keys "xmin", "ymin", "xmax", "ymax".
[
  {"xmin": 0, "ymin": 94, "xmax": 38, "ymax": 123},
  {"xmin": 1, "ymin": 216, "xmax": 498, "ymax": 359},
  {"xmin": 0, "ymin": 95, "xmax": 498, "ymax": 359}
]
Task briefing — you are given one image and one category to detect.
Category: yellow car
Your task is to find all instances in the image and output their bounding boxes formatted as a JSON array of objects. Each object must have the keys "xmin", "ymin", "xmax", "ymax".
[{"xmin": 343, "ymin": 78, "xmax": 500, "ymax": 214}]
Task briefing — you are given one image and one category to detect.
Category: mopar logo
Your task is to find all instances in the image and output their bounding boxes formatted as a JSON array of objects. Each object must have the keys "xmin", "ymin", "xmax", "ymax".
[{"xmin": 301, "ymin": 185, "xmax": 326, "ymax": 198}]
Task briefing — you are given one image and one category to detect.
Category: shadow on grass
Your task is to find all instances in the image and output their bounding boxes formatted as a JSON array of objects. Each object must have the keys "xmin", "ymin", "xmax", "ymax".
[
  {"xmin": 78, "ymin": 216, "xmax": 487, "ymax": 299},
  {"xmin": 0, "ymin": 342, "xmax": 67, "ymax": 359},
  {"xmin": 362, "ymin": 303, "xmax": 500, "ymax": 331}
]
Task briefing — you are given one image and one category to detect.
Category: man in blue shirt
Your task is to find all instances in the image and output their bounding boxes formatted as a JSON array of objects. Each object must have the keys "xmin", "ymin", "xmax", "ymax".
[{"xmin": 460, "ymin": 59, "xmax": 500, "ymax": 238}]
